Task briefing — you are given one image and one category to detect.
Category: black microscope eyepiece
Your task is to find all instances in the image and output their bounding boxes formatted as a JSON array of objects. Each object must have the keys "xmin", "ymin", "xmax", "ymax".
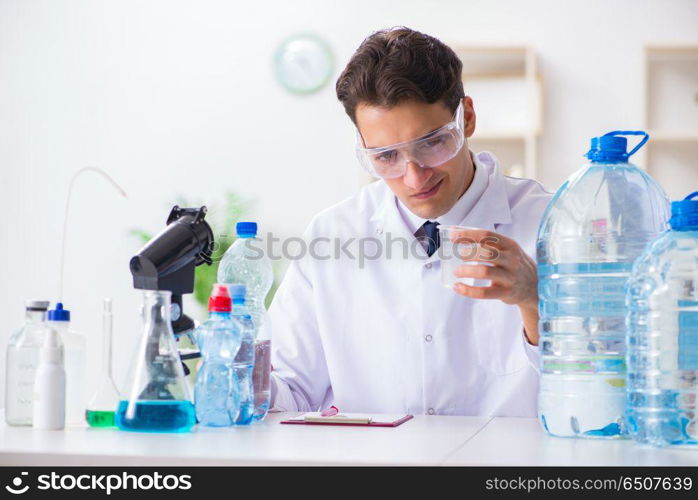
[{"xmin": 130, "ymin": 206, "xmax": 214, "ymax": 294}]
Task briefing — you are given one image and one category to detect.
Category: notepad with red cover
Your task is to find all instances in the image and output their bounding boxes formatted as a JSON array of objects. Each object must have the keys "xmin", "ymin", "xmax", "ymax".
[{"xmin": 280, "ymin": 412, "xmax": 413, "ymax": 427}]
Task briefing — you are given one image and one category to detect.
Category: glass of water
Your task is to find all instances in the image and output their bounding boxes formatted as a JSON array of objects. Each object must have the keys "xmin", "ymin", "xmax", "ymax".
[{"xmin": 438, "ymin": 225, "xmax": 493, "ymax": 288}]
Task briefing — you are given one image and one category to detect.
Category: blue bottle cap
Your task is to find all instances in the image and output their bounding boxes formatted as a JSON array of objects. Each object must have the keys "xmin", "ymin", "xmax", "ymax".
[
  {"xmin": 236, "ymin": 222, "xmax": 257, "ymax": 238},
  {"xmin": 48, "ymin": 302, "xmax": 71, "ymax": 322},
  {"xmin": 585, "ymin": 130, "xmax": 649, "ymax": 163},
  {"xmin": 670, "ymin": 192, "xmax": 698, "ymax": 230},
  {"xmin": 228, "ymin": 284, "xmax": 247, "ymax": 302}
]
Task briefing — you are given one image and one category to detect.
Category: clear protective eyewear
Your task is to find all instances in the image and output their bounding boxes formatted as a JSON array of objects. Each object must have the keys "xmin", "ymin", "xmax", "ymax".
[{"xmin": 355, "ymin": 101, "xmax": 465, "ymax": 179}]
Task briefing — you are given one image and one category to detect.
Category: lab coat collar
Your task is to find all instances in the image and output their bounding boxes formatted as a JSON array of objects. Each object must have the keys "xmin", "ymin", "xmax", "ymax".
[
  {"xmin": 458, "ymin": 151, "xmax": 513, "ymax": 229},
  {"xmin": 370, "ymin": 151, "xmax": 513, "ymax": 245}
]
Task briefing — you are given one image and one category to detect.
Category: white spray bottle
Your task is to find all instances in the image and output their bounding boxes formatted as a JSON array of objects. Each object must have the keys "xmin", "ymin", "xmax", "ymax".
[{"xmin": 33, "ymin": 329, "xmax": 66, "ymax": 430}]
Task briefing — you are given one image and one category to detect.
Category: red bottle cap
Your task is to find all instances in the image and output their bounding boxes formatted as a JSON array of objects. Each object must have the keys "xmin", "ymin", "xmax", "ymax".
[{"xmin": 208, "ymin": 284, "xmax": 232, "ymax": 312}]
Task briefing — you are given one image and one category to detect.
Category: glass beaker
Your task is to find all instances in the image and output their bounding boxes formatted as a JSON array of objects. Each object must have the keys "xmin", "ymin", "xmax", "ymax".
[
  {"xmin": 86, "ymin": 299, "xmax": 121, "ymax": 427},
  {"xmin": 438, "ymin": 225, "xmax": 493, "ymax": 288},
  {"xmin": 115, "ymin": 291, "xmax": 195, "ymax": 433}
]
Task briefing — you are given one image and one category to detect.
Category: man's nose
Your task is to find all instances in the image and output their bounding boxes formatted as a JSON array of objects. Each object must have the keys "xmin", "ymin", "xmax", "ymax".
[{"xmin": 402, "ymin": 159, "xmax": 433, "ymax": 191}]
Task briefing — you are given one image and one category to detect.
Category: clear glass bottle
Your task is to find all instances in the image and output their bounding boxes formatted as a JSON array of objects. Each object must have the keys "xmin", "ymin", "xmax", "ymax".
[
  {"xmin": 85, "ymin": 299, "xmax": 121, "ymax": 428},
  {"xmin": 115, "ymin": 291, "xmax": 195, "ymax": 433},
  {"xmin": 5, "ymin": 300, "xmax": 51, "ymax": 426}
]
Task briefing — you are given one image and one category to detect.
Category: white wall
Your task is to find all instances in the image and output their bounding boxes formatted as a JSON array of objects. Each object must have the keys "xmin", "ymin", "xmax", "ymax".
[{"xmin": 1, "ymin": 0, "xmax": 697, "ymax": 401}]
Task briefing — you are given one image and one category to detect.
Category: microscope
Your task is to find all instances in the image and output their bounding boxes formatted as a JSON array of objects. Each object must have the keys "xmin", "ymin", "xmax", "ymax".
[{"xmin": 129, "ymin": 206, "xmax": 215, "ymax": 372}]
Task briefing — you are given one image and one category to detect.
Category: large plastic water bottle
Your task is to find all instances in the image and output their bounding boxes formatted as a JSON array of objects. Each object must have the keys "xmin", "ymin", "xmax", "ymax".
[
  {"xmin": 194, "ymin": 284, "xmax": 242, "ymax": 427},
  {"xmin": 537, "ymin": 131, "xmax": 669, "ymax": 438},
  {"xmin": 627, "ymin": 192, "xmax": 698, "ymax": 447},
  {"xmin": 229, "ymin": 284, "xmax": 255, "ymax": 426},
  {"xmin": 217, "ymin": 222, "xmax": 274, "ymax": 324}
]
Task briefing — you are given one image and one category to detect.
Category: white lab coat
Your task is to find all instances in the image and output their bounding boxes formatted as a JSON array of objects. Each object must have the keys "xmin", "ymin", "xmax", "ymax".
[{"xmin": 269, "ymin": 151, "xmax": 553, "ymax": 417}]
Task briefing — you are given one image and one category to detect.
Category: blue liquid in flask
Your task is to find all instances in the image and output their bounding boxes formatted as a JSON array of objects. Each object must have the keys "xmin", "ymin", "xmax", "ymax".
[{"xmin": 115, "ymin": 400, "xmax": 196, "ymax": 433}]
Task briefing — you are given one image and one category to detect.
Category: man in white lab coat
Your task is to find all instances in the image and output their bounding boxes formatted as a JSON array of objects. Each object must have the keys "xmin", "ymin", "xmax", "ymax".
[{"xmin": 268, "ymin": 27, "xmax": 552, "ymax": 417}]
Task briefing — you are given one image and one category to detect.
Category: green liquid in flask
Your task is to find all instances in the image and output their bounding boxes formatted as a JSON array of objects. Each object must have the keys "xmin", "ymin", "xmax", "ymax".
[{"xmin": 86, "ymin": 409, "xmax": 116, "ymax": 428}]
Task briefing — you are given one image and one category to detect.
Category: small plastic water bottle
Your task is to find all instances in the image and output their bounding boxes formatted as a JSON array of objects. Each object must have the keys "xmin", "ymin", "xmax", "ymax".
[
  {"xmin": 217, "ymin": 222, "xmax": 274, "ymax": 325},
  {"xmin": 194, "ymin": 285, "xmax": 242, "ymax": 427},
  {"xmin": 627, "ymin": 192, "xmax": 698, "ymax": 447},
  {"xmin": 229, "ymin": 284, "xmax": 255, "ymax": 425},
  {"xmin": 537, "ymin": 131, "xmax": 669, "ymax": 438}
]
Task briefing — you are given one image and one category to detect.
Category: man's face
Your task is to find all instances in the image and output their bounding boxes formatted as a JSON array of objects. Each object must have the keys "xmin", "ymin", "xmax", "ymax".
[{"xmin": 355, "ymin": 98, "xmax": 476, "ymax": 220}]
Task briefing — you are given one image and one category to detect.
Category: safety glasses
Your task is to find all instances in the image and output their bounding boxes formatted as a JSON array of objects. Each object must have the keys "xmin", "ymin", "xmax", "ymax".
[{"xmin": 355, "ymin": 101, "xmax": 465, "ymax": 179}]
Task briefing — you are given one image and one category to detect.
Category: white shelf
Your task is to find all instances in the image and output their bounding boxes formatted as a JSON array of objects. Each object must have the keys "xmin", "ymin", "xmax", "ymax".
[
  {"xmin": 454, "ymin": 45, "xmax": 542, "ymax": 180},
  {"xmin": 646, "ymin": 46, "xmax": 698, "ymax": 132},
  {"xmin": 646, "ymin": 141, "xmax": 698, "ymax": 200},
  {"xmin": 648, "ymin": 131, "xmax": 698, "ymax": 142},
  {"xmin": 468, "ymin": 136, "xmax": 527, "ymax": 178},
  {"xmin": 643, "ymin": 46, "xmax": 698, "ymax": 199},
  {"xmin": 471, "ymin": 131, "xmax": 529, "ymax": 140}
]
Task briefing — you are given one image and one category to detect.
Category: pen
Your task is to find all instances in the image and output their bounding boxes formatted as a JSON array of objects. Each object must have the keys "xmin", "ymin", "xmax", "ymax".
[{"xmin": 320, "ymin": 405, "xmax": 339, "ymax": 417}]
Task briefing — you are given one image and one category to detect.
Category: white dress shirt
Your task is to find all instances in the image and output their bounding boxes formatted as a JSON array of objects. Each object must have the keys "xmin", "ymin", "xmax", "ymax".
[{"xmin": 268, "ymin": 151, "xmax": 552, "ymax": 417}]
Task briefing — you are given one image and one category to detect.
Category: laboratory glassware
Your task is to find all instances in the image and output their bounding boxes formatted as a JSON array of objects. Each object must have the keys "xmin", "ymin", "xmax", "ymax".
[
  {"xmin": 5, "ymin": 300, "xmax": 51, "ymax": 426},
  {"xmin": 116, "ymin": 291, "xmax": 195, "ymax": 433},
  {"xmin": 439, "ymin": 224, "xmax": 493, "ymax": 288},
  {"xmin": 86, "ymin": 299, "xmax": 121, "ymax": 428}
]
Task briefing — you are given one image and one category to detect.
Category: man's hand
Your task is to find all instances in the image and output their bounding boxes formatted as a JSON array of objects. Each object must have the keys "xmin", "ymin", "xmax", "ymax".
[{"xmin": 448, "ymin": 228, "xmax": 539, "ymax": 345}]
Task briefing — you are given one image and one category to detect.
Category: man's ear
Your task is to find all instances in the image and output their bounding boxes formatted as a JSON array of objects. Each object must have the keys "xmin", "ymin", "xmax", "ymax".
[{"xmin": 463, "ymin": 96, "xmax": 476, "ymax": 138}]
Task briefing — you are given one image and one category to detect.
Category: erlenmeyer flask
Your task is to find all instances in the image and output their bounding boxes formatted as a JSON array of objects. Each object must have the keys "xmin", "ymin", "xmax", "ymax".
[
  {"xmin": 85, "ymin": 299, "xmax": 121, "ymax": 427},
  {"xmin": 115, "ymin": 291, "xmax": 195, "ymax": 433}
]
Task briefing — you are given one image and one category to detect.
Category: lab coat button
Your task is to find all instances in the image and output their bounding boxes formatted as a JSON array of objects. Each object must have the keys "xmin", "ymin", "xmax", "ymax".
[
  {"xmin": 424, "ymin": 334, "xmax": 433, "ymax": 343},
  {"xmin": 375, "ymin": 227, "xmax": 383, "ymax": 235},
  {"xmin": 425, "ymin": 263, "xmax": 432, "ymax": 269},
  {"xmin": 427, "ymin": 408, "xmax": 435, "ymax": 415}
]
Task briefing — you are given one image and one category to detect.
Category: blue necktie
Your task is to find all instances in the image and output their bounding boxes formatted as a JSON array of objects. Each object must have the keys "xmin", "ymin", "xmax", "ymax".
[{"xmin": 421, "ymin": 221, "xmax": 441, "ymax": 257}]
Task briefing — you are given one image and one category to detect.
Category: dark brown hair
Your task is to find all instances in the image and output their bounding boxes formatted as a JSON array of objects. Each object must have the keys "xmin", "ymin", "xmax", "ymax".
[{"xmin": 336, "ymin": 27, "xmax": 464, "ymax": 124}]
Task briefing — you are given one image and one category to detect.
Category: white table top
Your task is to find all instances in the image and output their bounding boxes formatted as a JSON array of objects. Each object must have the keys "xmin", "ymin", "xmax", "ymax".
[
  {"xmin": 0, "ymin": 413, "xmax": 488, "ymax": 466},
  {"xmin": 444, "ymin": 417, "xmax": 698, "ymax": 466},
  {"xmin": 1, "ymin": 413, "xmax": 696, "ymax": 466}
]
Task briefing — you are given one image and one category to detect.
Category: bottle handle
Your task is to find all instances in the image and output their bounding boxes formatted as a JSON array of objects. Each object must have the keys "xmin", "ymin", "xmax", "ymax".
[
  {"xmin": 683, "ymin": 191, "xmax": 698, "ymax": 201},
  {"xmin": 602, "ymin": 130, "xmax": 649, "ymax": 158}
]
